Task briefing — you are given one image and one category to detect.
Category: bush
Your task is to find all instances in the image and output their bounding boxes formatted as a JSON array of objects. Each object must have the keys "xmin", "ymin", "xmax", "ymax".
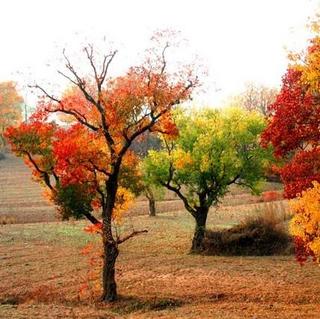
[{"xmin": 203, "ymin": 203, "xmax": 293, "ymax": 256}]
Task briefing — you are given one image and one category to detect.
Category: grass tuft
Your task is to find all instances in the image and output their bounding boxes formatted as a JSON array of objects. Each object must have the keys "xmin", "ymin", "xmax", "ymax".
[
  {"xmin": 111, "ymin": 296, "xmax": 184, "ymax": 314},
  {"xmin": 203, "ymin": 202, "xmax": 293, "ymax": 256}
]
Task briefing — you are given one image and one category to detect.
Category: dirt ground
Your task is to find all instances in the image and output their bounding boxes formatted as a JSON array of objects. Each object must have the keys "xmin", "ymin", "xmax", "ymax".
[
  {"xmin": 1, "ymin": 211, "xmax": 320, "ymax": 319},
  {"xmin": 1, "ymin": 154, "xmax": 318, "ymax": 318}
]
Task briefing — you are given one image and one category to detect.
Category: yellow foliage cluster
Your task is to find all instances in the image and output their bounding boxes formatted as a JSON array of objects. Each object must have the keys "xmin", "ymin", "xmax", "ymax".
[
  {"xmin": 290, "ymin": 181, "xmax": 320, "ymax": 261},
  {"xmin": 112, "ymin": 187, "xmax": 134, "ymax": 224},
  {"xmin": 173, "ymin": 149, "xmax": 193, "ymax": 169},
  {"xmin": 42, "ymin": 188, "xmax": 54, "ymax": 203}
]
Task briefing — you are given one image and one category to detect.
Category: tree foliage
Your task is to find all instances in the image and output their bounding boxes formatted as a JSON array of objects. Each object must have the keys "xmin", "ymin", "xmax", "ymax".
[
  {"xmin": 261, "ymin": 68, "xmax": 320, "ymax": 198},
  {"xmin": 144, "ymin": 107, "xmax": 271, "ymax": 251},
  {"xmin": 0, "ymin": 81, "xmax": 23, "ymax": 150},
  {"xmin": 261, "ymin": 29, "xmax": 320, "ymax": 263},
  {"xmin": 289, "ymin": 182, "xmax": 320, "ymax": 264},
  {"xmin": 7, "ymin": 34, "xmax": 198, "ymax": 301},
  {"xmin": 228, "ymin": 83, "xmax": 278, "ymax": 116},
  {"xmin": 5, "ymin": 35, "xmax": 199, "ymax": 301}
]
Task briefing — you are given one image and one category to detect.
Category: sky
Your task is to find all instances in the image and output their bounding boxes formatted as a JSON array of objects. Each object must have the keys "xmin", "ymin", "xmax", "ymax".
[{"xmin": 0, "ymin": 0, "xmax": 319, "ymax": 108}]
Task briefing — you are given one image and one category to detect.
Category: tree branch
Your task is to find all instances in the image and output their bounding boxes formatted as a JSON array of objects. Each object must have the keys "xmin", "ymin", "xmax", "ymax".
[
  {"xmin": 24, "ymin": 151, "xmax": 54, "ymax": 191},
  {"xmin": 117, "ymin": 229, "xmax": 148, "ymax": 245},
  {"xmin": 160, "ymin": 162, "xmax": 197, "ymax": 216},
  {"xmin": 83, "ymin": 212, "xmax": 101, "ymax": 225}
]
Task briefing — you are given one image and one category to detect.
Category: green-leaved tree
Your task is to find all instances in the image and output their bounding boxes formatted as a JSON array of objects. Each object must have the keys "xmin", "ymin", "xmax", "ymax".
[{"xmin": 144, "ymin": 107, "xmax": 271, "ymax": 252}]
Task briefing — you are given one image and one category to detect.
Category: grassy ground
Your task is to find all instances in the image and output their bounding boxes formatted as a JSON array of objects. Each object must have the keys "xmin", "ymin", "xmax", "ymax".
[
  {"xmin": 1, "ymin": 211, "xmax": 320, "ymax": 319},
  {"xmin": 2, "ymin": 154, "xmax": 319, "ymax": 318},
  {"xmin": 0, "ymin": 154, "xmax": 283, "ymax": 224}
]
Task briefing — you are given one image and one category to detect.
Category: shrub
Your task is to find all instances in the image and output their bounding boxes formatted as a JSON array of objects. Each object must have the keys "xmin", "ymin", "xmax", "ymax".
[{"xmin": 203, "ymin": 202, "xmax": 293, "ymax": 256}]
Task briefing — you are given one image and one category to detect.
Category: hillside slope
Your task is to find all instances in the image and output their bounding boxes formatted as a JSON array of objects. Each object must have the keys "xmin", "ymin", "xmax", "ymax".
[{"xmin": 0, "ymin": 153, "xmax": 56, "ymax": 223}]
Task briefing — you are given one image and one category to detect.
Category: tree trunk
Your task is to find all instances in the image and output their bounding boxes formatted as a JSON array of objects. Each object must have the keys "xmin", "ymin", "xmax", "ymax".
[
  {"xmin": 148, "ymin": 197, "xmax": 156, "ymax": 216},
  {"xmin": 101, "ymin": 238, "xmax": 119, "ymax": 302},
  {"xmin": 101, "ymin": 171, "xmax": 119, "ymax": 302},
  {"xmin": 191, "ymin": 207, "xmax": 209, "ymax": 253}
]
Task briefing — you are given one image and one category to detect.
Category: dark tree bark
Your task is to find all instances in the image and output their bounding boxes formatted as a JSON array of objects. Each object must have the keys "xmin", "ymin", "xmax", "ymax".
[
  {"xmin": 191, "ymin": 207, "xmax": 209, "ymax": 253},
  {"xmin": 101, "ymin": 171, "xmax": 119, "ymax": 302},
  {"xmin": 148, "ymin": 197, "xmax": 156, "ymax": 216},
  {"xmin": 102, "ymin": 238, "xmax": 119, "ymax": 301},
  {"xmin": 145, "ymin": 187, "xmax": 157, "ymax": 217}
]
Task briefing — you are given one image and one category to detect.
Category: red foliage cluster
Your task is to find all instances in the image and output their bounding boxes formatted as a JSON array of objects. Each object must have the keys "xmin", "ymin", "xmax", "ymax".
[
  {"xmin": 261, "ymin": 69, "xmax": 319, "ymax": 158},
  {"xmin": 278, "ymin": 148, "xmax": 320, "ymax": 198},
  {"xmin": 293, "ymin": 236, "xmax": 316, "ymax": 265},
  {"xmin": 84, "ymin": 222, "xmax": 103, "ymax": 234},
  {"xmin": 261, "ymin": 68, "xmax": 320, "ymax": 198}
]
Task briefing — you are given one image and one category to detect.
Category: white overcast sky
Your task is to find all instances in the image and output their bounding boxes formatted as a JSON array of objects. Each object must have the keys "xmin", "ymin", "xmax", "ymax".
[{"xmin": 0, "ymin": 0, "xmax": 319, "ymax": 107}]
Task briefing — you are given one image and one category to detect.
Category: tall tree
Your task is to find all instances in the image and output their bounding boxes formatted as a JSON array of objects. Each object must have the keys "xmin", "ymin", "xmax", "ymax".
[
  {"xmin": 261, "ymin": 32, "xmax": 320, "ymax": 263},
  {"xmin": 229, "ymin": 83, "xmax": 278, "ymax": 116},
  {"xmin": 0, "ymin": 81, "xmax": 23, "ymax": 150},
  {"xmin": 6, "ymin": 37, "xmax": 199, "ymax": 301},
  {"xmin": 261, "ymin": 68, "xmax": 320, "ymax": 198},
  {"xmin": 144, "ymin": 108, "xmax": 270, "ymax": 252}
]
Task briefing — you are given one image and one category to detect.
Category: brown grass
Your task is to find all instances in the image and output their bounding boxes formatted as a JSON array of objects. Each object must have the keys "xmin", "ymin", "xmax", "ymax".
[
  {"xmin": 2, "ymin": 154, "xmax": 319, "ymax": 318},
  {"xmin": 203, "ymin": 202, "xmax": 293, "ymax": 256},
  {"xmin": 1, "ymin": 212, "xmax": 320, "ymax": 318},
  {"xmin": 1, "ymin": 154, "xmax": 283, "ymax": 224}
]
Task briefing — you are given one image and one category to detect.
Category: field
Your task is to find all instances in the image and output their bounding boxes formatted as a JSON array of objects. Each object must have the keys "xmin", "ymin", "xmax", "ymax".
[{"xmin": 1, "ymin": 155, "xmax": 320, "ymax": 318}]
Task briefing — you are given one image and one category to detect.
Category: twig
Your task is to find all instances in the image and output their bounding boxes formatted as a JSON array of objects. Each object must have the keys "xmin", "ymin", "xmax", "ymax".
[{"xmin": 117, "ymin": 229, "xmax": 148, "ymax": 245}]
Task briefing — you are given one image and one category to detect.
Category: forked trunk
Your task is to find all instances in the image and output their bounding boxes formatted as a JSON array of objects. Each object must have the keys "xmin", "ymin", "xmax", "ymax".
[{"xmin": 191, "ymin": 207, "xmax": 209, "ymax": 253}]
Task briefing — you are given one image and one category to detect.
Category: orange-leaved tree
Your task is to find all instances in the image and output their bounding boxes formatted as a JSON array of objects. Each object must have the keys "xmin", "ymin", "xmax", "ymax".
[
  {"xmin": 289, "ymin": 181, "xmax": 320, "ymax": 264},
  {"xmin": 5, "ymin": 37, "xmax": 199, "ymax": 301},
  {"xmin": 0, "ymin": 81, "xmax": 23, "ymax": 150}
]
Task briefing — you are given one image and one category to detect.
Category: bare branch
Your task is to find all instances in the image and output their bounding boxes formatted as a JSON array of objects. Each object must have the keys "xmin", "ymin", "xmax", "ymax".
[
  {"xmin": 48, "ymin": 107, "xmax": 99, "ymax": 132},
  {"xmin": 160, "ymin": 161, "xmax": 197, "ymax": 216},
  {"xmin": 89, "ymin": 159, "xmax": 111, "ymax": 177},
  {"xmin": 83, "ymin": 212, "xmax": 101, "ymax": 225},
  {"xmin": 160, "ymin": 42, "xmax": 169, "ymax": 75},
  {"xmin": 100, "ymin": 50, "xmax": 117, "ymax": 88},
  {"xmin": 29, "ymin": 84, "xmax": 61, "ymax": 104},
  {"xmin": 24, "ymin": 151, "xmax": 54, "ymax": 191},
  {"xmin": 57, "ymin": 70, "xmax": 79, "ymax": 86},
  {"xmin": 117, "ymin": 229, "xmax": 148, "ymax": 245}
]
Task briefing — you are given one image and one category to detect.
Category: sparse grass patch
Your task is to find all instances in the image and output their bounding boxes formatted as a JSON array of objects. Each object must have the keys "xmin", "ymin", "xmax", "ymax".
[{"xmin": 110, "ymin": 296, "xmax": 184, "ymax": 315}]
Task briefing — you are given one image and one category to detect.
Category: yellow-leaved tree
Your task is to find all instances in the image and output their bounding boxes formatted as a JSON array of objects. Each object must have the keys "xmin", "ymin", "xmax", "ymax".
[
  {"xmin": 0, "ymin": 81, "xmax": 23, "ymax": 150},
  {"xmin": 290, "ymin": 181, "xmax": 320, "ymax": 264}
]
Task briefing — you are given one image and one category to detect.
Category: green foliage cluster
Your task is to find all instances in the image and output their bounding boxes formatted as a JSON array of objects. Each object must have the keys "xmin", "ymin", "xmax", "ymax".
[
  {"xmin": 55, "ymin": 184, "xmax": 94, "ymax": 220},
  {"xmin": 144, "ymin": 107, "xmax": 272, "ymax": 213}
]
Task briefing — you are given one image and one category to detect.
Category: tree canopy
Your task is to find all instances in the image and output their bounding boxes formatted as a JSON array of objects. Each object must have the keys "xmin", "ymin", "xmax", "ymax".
[
  {"xmin": 262, "ymin": 30, "xmax": 320, "ymax": 263},
  {"xmin": 144, "ymin": 107, "xmax": 271, "ymax": 251},
  {"xmin": 5, "ymin": 36, "xmax": 199, "ymax": 301},
  {"xmin": 0, "ymin": 81, "xmax": 23, "ymax": 150}
]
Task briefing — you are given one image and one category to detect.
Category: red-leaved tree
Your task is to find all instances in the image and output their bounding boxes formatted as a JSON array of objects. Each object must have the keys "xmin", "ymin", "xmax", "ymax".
[
  {"xmin": 261, "ymin": 68, "xmax": 320, "ymax": 198},
  {"xmin": 6, "ymin": 37, "xmax": 199, "ymax": 301},
  {"xmin": 261, "ymin": 35, "xmax": 320, "ymax": 264}
]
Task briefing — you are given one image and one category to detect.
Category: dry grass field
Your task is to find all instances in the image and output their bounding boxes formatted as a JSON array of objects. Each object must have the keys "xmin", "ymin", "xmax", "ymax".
[
  {"xmin": 1, "ymin": 154, "xmax": 320, "ymax": 318},
  {"xmin": 0, "ymin": 154, "xmax": 282, "ymax": 224}
]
